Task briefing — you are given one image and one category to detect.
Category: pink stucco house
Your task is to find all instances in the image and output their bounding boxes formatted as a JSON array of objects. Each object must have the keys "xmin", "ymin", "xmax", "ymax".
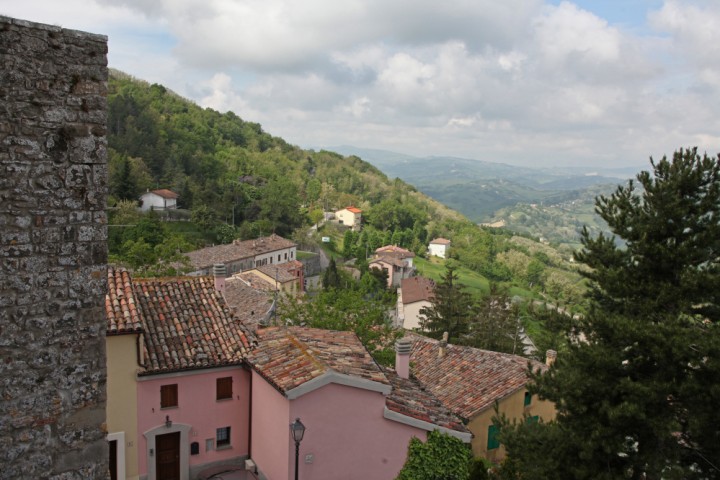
[
  {"xmin": 105, "ymin": 269, "xmax": 469, "ymax": 480},
  {"xmin": 246, "ymin": 328, "xmax": 471, "ymax": 480},
  {"xmin": 369, "ymin": 245, "xmax": 416, "ymax": 288},
  {"xmin": 105, "ymin": 268, "xmax": 256, "ymax": 480}
]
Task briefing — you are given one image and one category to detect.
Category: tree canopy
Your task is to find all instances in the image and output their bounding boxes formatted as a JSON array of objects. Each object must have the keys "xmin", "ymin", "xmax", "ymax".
[{"xmin": 497, "ymin": 148, "xmax": 720, "ymax": 479}]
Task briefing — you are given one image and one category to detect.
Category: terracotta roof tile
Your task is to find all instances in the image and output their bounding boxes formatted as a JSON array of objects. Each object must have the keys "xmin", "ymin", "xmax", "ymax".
[
  {"xmin": 429, "ymin": 238, "xmax": 451, "ymax": 245},
  {"xmin": 222, "ymin": 276, "xmax": 274, "ymax": 330},
  {"xmin": 375, "ymin": 245, "xmax": 415, "ymax": 259},
  {"xmin": 341, "ymin": 206, "xmax": 362, "ymax": 214},
  {"xmin": 255, "ymin": 260, "xmax": 302, "ymax": 283},
  {"xmin": 234, "ymin": 272, "xmax": 277, "ymax": 292},
  {"xmin": 384, "ymin": 369, "xmax": 471, "ymax": 435},
  {"xmin": 184, "ymin": 234, "xmax": 296, "ymax": 271},
  {"xmin": 106, "ymin": 267, "xmax": 143, "ymax": 334},
  {"xmin": 130, "ymin": 275, "xmax": 255, "ymax": 375},
  {"xmin": 401, "ymin": 277, "xmax": 435, "ymax": 305},
  {"xmin": 150, "ymin": 189, "xmax": 179, "ymax": 199},
  {"xmin": 246, "ymin": 327, "xmax": 388, "ymax": 393},
  {"xmin": 410, "ymin": 336, "xmax": 547, "ymax": 420}
]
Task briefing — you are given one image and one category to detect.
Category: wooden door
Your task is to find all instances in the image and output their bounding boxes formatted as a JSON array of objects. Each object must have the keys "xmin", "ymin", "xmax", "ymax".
[{"xmin": 156, "ymin": 432, "xmax": 180, "ymax": 480}]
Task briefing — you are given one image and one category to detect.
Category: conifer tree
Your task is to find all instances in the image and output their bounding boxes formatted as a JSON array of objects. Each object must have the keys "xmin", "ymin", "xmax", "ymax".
[
  {"xmin": 419, "ymin": 266, "xmax": 473, "ymax": 343},
  {"xmin": 498, "ymin": 148, "xmax": 720, "ymax": 479}
]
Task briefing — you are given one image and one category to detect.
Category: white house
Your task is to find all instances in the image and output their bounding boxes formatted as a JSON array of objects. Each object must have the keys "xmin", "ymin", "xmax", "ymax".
[
  {"xmin": 335, "ymin": 206, "xmax": 362, "ymax": 231},
  {"xmin": 139, "ymin": 189, "xmax": 179, "ymax": 212},
  {"xmin": 428, "ymin": 238, "xmax": 451, "ymax": 259}
]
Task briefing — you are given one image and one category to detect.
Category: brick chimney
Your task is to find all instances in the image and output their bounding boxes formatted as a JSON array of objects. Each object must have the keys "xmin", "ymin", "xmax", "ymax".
[
  {"xmin": 395, "ymin": 337, "xmax": 412, "ymax": 379},
  {"xmin": 213, "ymin": 263, "xmax": 227, "ymax": 294},
  {"xmin": 438, "ymin": 331, "xmax": 448, "ymax": 358},
  {"xmin": 546, "ymin": 349, "xmax": 557, "ymax": 366}
]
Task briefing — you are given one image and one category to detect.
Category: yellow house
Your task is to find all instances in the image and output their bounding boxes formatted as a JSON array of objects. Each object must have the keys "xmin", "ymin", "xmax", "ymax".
[
  {"xmin": 234, "ymin": 260, "xmax": 305, "ymax": 296},
  {"xmin": 409, "ymin": 335, "xmax": 556, "ymax": 461},
  {"xmin": 106, "ymin": 267, "xmax": 143, "ymax": 480}
]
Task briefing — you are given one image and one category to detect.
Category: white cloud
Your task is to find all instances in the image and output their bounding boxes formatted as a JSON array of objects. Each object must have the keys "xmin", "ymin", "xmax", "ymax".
[{"xmin": 2, "ymin": 0, "xmax": 719, "ymax": 168}]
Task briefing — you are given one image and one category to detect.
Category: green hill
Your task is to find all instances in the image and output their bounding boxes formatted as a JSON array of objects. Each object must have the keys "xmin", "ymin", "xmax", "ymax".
[{"xmin": 106, "ymin": 70, "xmax": 586, "ymax": 308}]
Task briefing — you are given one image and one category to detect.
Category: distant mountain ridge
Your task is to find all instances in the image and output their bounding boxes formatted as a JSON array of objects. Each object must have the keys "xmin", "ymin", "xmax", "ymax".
[{"xmin": 330, "ymin": 145, "xmax": 634, "ymax": 222}]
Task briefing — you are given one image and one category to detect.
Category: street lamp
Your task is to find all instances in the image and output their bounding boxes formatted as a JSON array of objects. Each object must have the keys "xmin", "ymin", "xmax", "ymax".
[{"xmin": 290, "ymin": 418, "xmax": 306, "ymax": 480}]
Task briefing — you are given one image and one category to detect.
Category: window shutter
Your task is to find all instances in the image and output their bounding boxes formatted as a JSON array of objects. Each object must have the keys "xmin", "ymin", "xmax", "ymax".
[
  {"xmin": 161, "ymin": 384, "xmax": 178, "ymax": 408},
  {"xmin": 216, "ymin": 377, "xmax": 233, "ymax": 400}
]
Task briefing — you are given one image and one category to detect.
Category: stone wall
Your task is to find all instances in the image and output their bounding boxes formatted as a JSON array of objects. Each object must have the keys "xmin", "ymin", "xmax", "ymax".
[{"xmin": 0, "ymin": 16, "xmax": 109, "ymax": 479}]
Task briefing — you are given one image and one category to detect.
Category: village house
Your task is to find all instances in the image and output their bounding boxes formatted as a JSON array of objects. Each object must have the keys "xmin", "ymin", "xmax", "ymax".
[
  {"xmin": 369, "ymin": 245, "xmax": 416, "ymax": 288},
  {"xmin": 428, "ymin": 238, "xmax": 451, "ymax": 259},
  {"xmin": 184, "ymin": 234, "xmax": 297, "ymax": 276},
  {"xmin": 105, "ymin": 268, "xmax": 256, "ymax": 480},
  {"xmin": 105, "ymin": 268, "xmax": 471, "ymax": 480},
  {"xmin": 397, "ymin": 276, "xmax": 435, "ymax": 330},
  {"xmin": 139, "ymin": 189, "xmax": 179, "ymax": 212},
  {"xmin": 335, "ymin": 206, "xmax": 362, "ymax": 231},
  {"xmin": 236, "ymin": 260, "xmax": 305, "ymax": 296},
  {"xmin": 106, "ymin": 268, "xmax": 143, "ymax": 480},
  {"xmin": 408, "ymin": 334, "xmax": 556, "ymax": 461},
  {"xmin": 246, "ymin": 330, "xmax": 471, "ymax": 480}
]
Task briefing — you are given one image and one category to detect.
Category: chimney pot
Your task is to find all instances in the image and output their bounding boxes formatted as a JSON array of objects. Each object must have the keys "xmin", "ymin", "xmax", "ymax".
[
  {"xmin": 437, "ymin": 331, "xmax": 449, "ymax": 358},
  {"xmin": 546, "ymin": 349, "xmax": 557, "ymax": 366},
  {"xmin": 395, "ymin": 337, "xmax": 412, "ymax": 379},
  {"xmin": 213, "ymin": 263, "xmax": 227, "ymax": 293}
]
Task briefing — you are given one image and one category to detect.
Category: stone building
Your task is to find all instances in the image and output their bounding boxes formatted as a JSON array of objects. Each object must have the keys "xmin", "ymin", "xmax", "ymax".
[{"xmin": 0, "ymin": 16, "xmax": 109, "ymax": 478}]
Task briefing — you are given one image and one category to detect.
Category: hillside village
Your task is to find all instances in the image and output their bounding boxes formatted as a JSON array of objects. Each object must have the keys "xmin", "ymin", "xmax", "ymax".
[
  {"xmin": 3, "ymin": 15, "xmax": 719, "ymax": 480},
  {"xmin": 105, "ymin": 231, "xmax": 557, "ymax": 480}
]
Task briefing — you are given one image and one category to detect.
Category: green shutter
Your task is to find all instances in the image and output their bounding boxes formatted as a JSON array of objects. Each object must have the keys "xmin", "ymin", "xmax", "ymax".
[
  {"xmin": 487, "ymin": 424, "xmax": 500, "ymax": 450},
  {"xmin": 524, "ymin": 391, "xmax": 531, "ymax": 406}
]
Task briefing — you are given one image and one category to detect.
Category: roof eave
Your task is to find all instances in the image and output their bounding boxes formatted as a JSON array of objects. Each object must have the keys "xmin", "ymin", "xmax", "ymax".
[{"xmin": 383, "ymin": 407, "xmax": 472, "ymax": 442}]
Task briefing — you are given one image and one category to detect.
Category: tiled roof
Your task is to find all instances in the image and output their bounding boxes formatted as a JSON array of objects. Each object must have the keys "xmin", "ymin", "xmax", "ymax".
[
  {"xmin": 401, "ymin": 277, "xmax": 435, "ymax": 305},
  {"xmin": 255, "ymin": 260, "xmax": 302, "ymax": 284},
  {"xmin": 370, "ymin": 257, "xmax": 407, "ymax": 268},
  {"xmin": 133, "ymin": 276, "xmax": 255, "ymax": 375},
  {"xmin": 341, "ymin": 206, "xmax": 362, "ymax": 214},
  {"xmin": 375, "ymin": 245, "xmax": 415, "ymax": 259},
  {"xmin": 246, "ymin": 327, "xmax": 389, "ymax": 394},
  {"xmin": 384, "ymin": 369, "xmax": 471, "ymax": 435},
  {"xmin": 185, "ymin": 234, "xmax": 296, "ymax": 271},
  {"xmin": 106, "ymin": 267, "xmax": 143, "ymax": 334},
  {"xmin": 149, "ymin": 189, "xmax": 179, "ymax": 199},
  {"xmin": 234, "ymin": 271, "xmax": 278, "ymax": 292},
  {"xmin": 410, "ymin": 336, "xmax": 547, "ymax": 420},
  {"xmin": 223, "ymin": 276, "xmax": 274, "ymax": 330},
  {"xmin": 429, "ymin": 238, "xmax": 451, "ymax": 245}
]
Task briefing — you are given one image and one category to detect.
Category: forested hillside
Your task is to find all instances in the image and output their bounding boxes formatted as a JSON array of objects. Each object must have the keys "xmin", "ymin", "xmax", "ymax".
[{"xmin": 106, "ymin": 70, "xmax": 585, "ymax": 308}]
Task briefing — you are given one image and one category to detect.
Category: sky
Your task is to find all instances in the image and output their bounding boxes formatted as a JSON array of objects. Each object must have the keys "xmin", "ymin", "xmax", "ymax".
[{"xmin": 2, "ymin": 0, "xmax": 719, "ymax": 169}]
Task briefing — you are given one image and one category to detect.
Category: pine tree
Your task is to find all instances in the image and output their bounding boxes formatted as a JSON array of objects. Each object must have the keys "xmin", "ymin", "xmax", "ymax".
[
  {"xmin": 322, "ymin": 257, "xmax": 341, "ymax": 290},
  {"xmin": 419, "ymin": 266, "xmax": 473, "ymax": 343},
  {"xmin": 498, "ymin": 148, "xmax": 720, "ymax": 479}
]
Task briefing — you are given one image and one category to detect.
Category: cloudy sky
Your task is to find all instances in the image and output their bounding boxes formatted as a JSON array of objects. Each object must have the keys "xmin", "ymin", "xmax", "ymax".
[{"xmin": 2, "ymin": 0, "xmax": 719, "ymax": 168}]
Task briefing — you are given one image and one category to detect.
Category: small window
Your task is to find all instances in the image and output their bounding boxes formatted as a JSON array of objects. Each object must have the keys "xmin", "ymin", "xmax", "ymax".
[
  {"xmin": 284, "ymin": 253, "xmax": 287, "ymax": 260},
  {"xmin": 270, "ymin": 257, "xmax": 273, "ymax": 264},
  {"xmin": 217, "ymin": 377, "xmax": 233, "ymax": 400},
  {"xmin": 290, "ymin": 251, "xmax": 294, "ymax": 259},
  {"xmin": 216, "ymin": 427, "xmax": 231, "ymax": 447},
  {"xmin": 278, "ymin": 254, "xmax": 281, "ymax": 261},
  {"xmin": 487, "ymin": 424, "xmax": 500, "ymax": 450},
  {"xmin": 524, "ymin": 391, "xmax": 531, "ymax": 407},
  {"xmin": 161, "ymin": 384, "xmax": 178, "ymax": 408}
]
